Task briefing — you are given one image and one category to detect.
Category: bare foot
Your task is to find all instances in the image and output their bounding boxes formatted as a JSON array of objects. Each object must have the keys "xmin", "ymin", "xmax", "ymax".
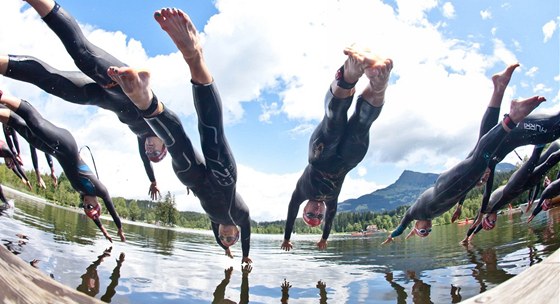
[
  {"xmin": 154, "ymin": 8, "xmax": 202, "ymax": 62},
  {"xmin": 154, "ymin": 8, "xmax": 212, "ymax": 84},
  {"xmin": 341, "ymin": 46, "xmax": 367, "ymax": 84},
  {"xmin": 507, "ymin": 96, "xmax": 546, "ymax": 124},
  {"xmin": 492, "ymin": 63, "xmax": 520, "ymax": 92},
  {"xmin": 107, "ymin": 66, "xmax": 153, "ymax": 110},
  {"xmin": 361, "ymin": 56, "xmax": 393, "ymax": 107}
]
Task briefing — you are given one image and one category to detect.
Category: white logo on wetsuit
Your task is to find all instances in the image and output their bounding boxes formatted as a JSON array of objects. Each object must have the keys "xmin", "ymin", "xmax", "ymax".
[{"xmin": 523, "ymin": 122, "xmax": 547, "ymax": 133}]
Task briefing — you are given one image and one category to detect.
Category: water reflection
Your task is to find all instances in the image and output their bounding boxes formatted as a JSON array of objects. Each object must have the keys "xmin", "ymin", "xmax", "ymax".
[
  {"xmin": 212, "ymin": 265, "xmax": 251, "ymax": 304},
  {"xmin": 280, "ymin": 278, "xmax": 328, "ymax": 304},
  {"xmin": 0, "ymin": 196, "xmax": 559, "ymax": 303},
  {"xmin": 76, "ymin": 246, "xmax": 125, "ymax": 303}
]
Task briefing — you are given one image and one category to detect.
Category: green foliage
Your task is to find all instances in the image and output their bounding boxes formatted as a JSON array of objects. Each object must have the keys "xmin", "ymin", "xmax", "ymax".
[{"xmin": 4, "ymin": 155, "xmax": 558, "ymax": 236}]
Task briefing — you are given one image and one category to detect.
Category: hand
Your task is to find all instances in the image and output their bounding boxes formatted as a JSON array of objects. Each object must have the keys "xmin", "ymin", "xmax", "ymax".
[
  {"xmin": 37, "ymin": 176, "xmax": 46, "ymax": 189},
  {"xmin": 316, "ymin": 280, "xmax": 326, "ymax": 289},
  {"xmin": 381, "ymin": 236, "xmax": 393, "ymax": 245},
  {"xmin": 117, "ymin": 228, "xmax": 126, "ymax": 242},
  {"xmin": 225, "ymin": 248, "xmax": 233, "ymax": 258},
  {"xmin": 281, "ymin": 239, "xmax": 293, "ymax": 251},
  {"xmin": 224, "ymin": 266, "xmax": 233, "ymax": 279},
  {"xmin": 148, "ymin": 182, "xmax": 161, "ymax": 200},
  {"xmin": 29, "ymin": 259, "xmax": 40, "ymax": 268},
  {"xmin": 281, "ymin": 278, "xmax": 292, "ymax": 291},
  {"xmin": 118, "ymin": 252, "xmax": 125, "ymax": 263},
  {"xmin": 16, "ymin": 155, "xmax": 23, "ymax": 166},
  {"xmin": 241, "ymin": 263, "xmax": 252, "ymax": 275},
  {"xmin": 451, "ymin": 205, "xmax": 462, "ymax": 223},
  {"xmin": 242, "ymin": 256, "xmax": 253, "ymax": 264},
  {"xmin": 23, "ymin": 179, "xmax": 32, "ymax": 191},
  {"xmin": 100, "ymin": 226, "xmax": 113, "ymax": 243},
  {"xmin": 50, "ymin": 171, "xmax": 58, "ymax": 188},
  {"xmin": 317, "ymin": 238, "xmax": 328, "ymax": 250}
]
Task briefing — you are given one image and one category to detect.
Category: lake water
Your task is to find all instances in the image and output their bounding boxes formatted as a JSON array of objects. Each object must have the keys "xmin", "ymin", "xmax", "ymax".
[{"xmin": 1, "ymin": 192, "xmax": 559, "ymax": 304}]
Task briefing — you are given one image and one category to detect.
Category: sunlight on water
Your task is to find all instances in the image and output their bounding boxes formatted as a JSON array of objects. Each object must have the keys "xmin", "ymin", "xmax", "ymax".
[{"xmin": 0, "ymin": 196, "xmax": 558, "ymax": 303}]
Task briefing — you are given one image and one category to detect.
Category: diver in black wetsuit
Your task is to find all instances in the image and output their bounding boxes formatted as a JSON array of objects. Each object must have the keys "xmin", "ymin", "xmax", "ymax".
[
  {"xmin": 280, "ymin": 46, "xmax": 393, "ymax": 251},
  {"xmin": 463, "ymin": 141, "xmax": 560, "ymax": 242},
  {"xmin": 0, "ymin": 90, "xmax": 125, "ymax": 243},
  {"xmin": 106, "ymin": 8, "xmax": 251, "ymax": 263},
  {"xmin": 450, "ymin": 63, "xmax": 521, "ymax": 223},
  {"xmin": 0, "ymin": 0, "xmax": 165, "ymax": 200},
  {"xmin": 528, "ymin": 171, "xmax": 560, "ymax": 223},
  {"xmin": 382, "ymin": 97, "xmax": 546, "ymax": 243},
  {"xmin": 4, "ymin": 125, "xmax": 58, "ymax": 188},
  {"xmin": 0, "ymin": 137, "xmax": 32, "ymax": 193}
]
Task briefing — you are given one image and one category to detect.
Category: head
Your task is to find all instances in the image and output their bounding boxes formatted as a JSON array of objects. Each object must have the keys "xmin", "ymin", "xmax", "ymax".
[
  {"xmin": 477, "ymin": 168, "xmax": 491, "ymax": 187},
  {"xmin": 482, "ymin": 212, "xmax": 497, "ymax": 230},
  {"xmin": 413, "ymin": 220, "xmax": 432, "ymax": 237},
  {"xmin": 144, "ymin": 136, "xmax": 167, "ymax": 162},
  {"xmin": 82, "ymin": 195, "xmax": 101, "ymax": 220},
  {"xmin": 302, "ymin": 200, "xmax": 326, "ymax": 227},
  {"xmin": 218, "ymin": 224, "xmax": 240, "ymax": 247}
]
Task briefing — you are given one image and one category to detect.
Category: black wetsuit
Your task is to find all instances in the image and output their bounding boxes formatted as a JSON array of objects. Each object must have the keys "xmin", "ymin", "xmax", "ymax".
[
  {"xmin": 4, "ymin": 2, "xmax": 157, "ymax": 185},
  {"xmin": 4, "ymin": 125, "xmax": 55, "ymax": 181},
  {"xmin": 0, "ymin": 139, "xmax": 29, "ymax": 182},
  {"xmin": 467, "ymin": 142, "xmax": 560, "ymax": 237},
  {"xmin": 284, "ymin": 88, "xmax": 383, "ymax": 242},
  {"xmin": 476, "ymin": 112, "xmax": 560, "ymax": 215},
  {"xmin": 392, "ymin": 115, "xmax": 514, "ymax": 238},
  {"xmin": 7, "ymin": 100, "xmax": 121, "ymax": 230},
  {"xmin": 143, "ymin": 82, "xmax": 251, "ymax": 258}
]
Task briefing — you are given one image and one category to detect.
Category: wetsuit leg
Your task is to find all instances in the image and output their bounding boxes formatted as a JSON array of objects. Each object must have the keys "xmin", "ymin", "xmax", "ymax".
[
  {"xmin": 144, "ymin": 106, "xmax": 205, "ymax": 187},
  {"xmin": 338, "ymin": 96, "xmax": 383, "ymax": 168},
  {"xmin": 42, "ymin": 3, "xmax": 126, "ymax": 86},
  {"xmin": 193, "ymin": 83, "xmax": 236, "ymax": 187},
  {"xmin": 6, "ymin": 55, "xmax": 103, "ymax": 103},
  {"xmin": 0, "ymin": 185, "xmax": 6, "ymax": 204},
  {"xmin": 309, "ymin": 89, "xmax": 353, "ymax": 165}
]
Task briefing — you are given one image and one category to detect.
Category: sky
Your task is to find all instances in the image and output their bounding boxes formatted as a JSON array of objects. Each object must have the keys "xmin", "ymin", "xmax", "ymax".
[{"xmin": 0, "ymin": 0, "xmax": 558, "ymax": 222}]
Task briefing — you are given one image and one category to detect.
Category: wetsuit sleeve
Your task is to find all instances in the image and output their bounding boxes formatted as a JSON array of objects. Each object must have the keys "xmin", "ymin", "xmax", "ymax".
[
  {"xmin": 391, "ymin": 210, "xmax": 414, "ymax": 238},
  {"xmin": 96, "ymin": 184, "xmax": 122, "ymax": 229},
  {"xmin": 240, "ymin": 217, "xmax": 251, "ymax": 258},
  {"xmin": 283, "ymin": 180, "xmax": 307, "ymax": 241},
  {"xmin": 30, "ymin": 145, "xmax": 40, "ymax": 172},
  {"xmin": 533, "ymin": 179, "xmax": 560, "ymax": 217},
  {"xmin": 479, "ymin": 162, "xmax": 497, "ymax": 215},
  {"xmin": 45, "ymin": 153, "xmax": 54, "ymax": 169},
  {"xmin": 3, "ymin": 127, "xmax": 20, "ymax": 156},
  {"xmin": 321, "ymin": 199, "xmax": 338, "ymax": 240},
  {"xmin": 0, "ymin": 143, "xmax": 27, "ymax": 181},
  {"xmin": 137, "ymin": 137, "xmax": 156, "ymax": 182},
  {"xmin": 211, "ymin": 222, "xmax": 228, "ymax": 251}
]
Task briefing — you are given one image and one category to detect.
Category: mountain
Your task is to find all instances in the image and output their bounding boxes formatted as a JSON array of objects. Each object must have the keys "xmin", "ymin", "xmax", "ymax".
[
  {"xmin": 338, "ymin": 170, "xmax": 438, "ymax": 213},
  {"xmin": 338, "ymin": 162, "xmax": 516, "ymax": 213}
]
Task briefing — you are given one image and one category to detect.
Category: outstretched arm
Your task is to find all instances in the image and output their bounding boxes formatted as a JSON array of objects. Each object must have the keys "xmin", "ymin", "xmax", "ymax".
[
  {"xmin": 281, "ymin": 183, "xmax": 306, "ymax": 251},
  {"xmin": 138, "ymin": 138, "xmax": 160, "ymax": 200}
]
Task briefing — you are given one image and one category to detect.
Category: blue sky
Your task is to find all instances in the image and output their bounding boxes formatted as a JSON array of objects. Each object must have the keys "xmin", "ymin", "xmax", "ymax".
[{"xmin": 0, "ymin": 0, "xmax": 558, "ymax": 221}]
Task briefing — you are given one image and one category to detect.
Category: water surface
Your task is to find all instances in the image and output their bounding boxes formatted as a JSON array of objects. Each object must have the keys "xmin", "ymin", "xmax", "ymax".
[{"xmin": 1, "ymin": 193, "xmax": 558, "ymax": 303}]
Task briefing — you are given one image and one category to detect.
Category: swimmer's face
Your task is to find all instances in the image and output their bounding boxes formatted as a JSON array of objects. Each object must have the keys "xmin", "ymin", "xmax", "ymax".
[
  {"xmin": 414, "ymin": 220, "xmax": 432, "ymax": 237},
  {"xmin": 145, "ymin": 136, "xmax": 167, "ymax": 162},
  {"xmin": 83, "ymin": 196, "xmax": 101, "ymax": 220},
  {"xmin": 218, "ymin": 224, "xmax": 239, "ymax": 247},
  {"xmin": 482, "ymin": 213, "xmax": 497, "ymax": 230},
  {"xmin": 302, "ymin": 200, "xmax": 326, "ymax": 227}
]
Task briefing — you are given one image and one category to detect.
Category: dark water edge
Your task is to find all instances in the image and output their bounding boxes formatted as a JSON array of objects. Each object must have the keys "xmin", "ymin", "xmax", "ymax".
[{"xmin": 1, "ymin": 189, "xmax": 559, "ymax": 304}]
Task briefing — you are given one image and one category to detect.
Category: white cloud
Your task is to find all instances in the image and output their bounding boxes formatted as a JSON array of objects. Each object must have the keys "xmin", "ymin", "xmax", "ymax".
[
  {"xmin": 480, "ymin": 9, "xmax": 492, "ymax": 20},
  {"xmin": 441, "ymin": 2, "xmax": 455, "ymax": 19},
  {"xmin": 525, "ymin": 67, "xmax": 538, "ymax": 78},
  {"xmin": 542, "ymin": 20, "xmax": 558, "ymax": 43},
  {"xmin": 0, "ymin": 0, "xmax": 554, "ymax": 222}
]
